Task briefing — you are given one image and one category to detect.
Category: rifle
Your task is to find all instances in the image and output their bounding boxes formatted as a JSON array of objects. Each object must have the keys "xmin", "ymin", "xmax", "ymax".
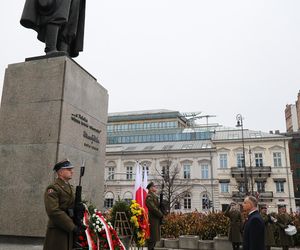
[
  {"xmin": 73, "ymin": 160, "xmax": 86, "ymax": 246},
  {"xmin": 159, "ymin": 183, "xmax": 167, "ymax": 224}
]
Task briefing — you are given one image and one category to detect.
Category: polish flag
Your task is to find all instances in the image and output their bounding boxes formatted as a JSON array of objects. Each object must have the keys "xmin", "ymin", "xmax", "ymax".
[
  {"xmin": 134, "ymin": 162, "xmax": 148, "ymax": 210},
  {"xmin": 134, "ymin": 162, "xmax": 150, "ymax": 238}
]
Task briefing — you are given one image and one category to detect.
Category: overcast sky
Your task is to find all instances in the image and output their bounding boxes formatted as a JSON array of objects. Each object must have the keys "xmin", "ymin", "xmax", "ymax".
[{"xmin": 1, "ymin": 1, "xmax": 300, "ymax": 133}]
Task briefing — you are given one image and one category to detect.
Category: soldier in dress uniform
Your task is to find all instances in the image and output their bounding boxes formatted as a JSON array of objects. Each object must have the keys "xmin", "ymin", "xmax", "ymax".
[
  {"xmin": 277, "ymin": 205, "xmax": 294, "ymax": 250},
  {"xmin": 260, "ymin": 205, "xmax": 276, "ymax": 250},
  {"xmin": 43, "ymin": 159, "xmax": 79, "ymax": 250},
  {"xmin": 145, "ymin": 182, "xmax": 164, "ymax": 250},
  {"xmin": 224, "ymin": 202, "xmax": 243, "ymax": 250}
]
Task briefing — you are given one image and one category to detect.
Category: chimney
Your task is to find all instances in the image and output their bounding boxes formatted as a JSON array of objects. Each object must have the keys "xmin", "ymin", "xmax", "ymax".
[
  {"xmin": 275, "ymin": 130, "xmax": 280, "ymax": 134},
  {"xmin": 269, "ymin": 130, "xmax": 273, "ymax": 134}
]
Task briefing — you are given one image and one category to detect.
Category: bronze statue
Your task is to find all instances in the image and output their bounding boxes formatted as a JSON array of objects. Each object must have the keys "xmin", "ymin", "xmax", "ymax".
[{"xmin": 20, "ymin": 0, "xmax": 86, "ymax": 58}]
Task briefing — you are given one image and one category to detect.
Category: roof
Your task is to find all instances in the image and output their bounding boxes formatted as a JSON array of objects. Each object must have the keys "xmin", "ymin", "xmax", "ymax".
[
  {"xmin": 212, "ymin": 127, "xmax": 288, "ymax": 141},
  {"xmin": 106, "ymin": 140, "xmax": 214, "ymax": 153}
]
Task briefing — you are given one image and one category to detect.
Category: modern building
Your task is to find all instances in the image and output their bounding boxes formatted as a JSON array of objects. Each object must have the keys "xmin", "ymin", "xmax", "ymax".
[{"xmin": 105, "ymin": 110, "xmax": 296, "ymax": 212}]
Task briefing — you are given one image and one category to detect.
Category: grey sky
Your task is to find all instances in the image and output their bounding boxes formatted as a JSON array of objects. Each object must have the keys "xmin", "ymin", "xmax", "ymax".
[{"xmin": 1, "ymin": 1, "xmax": 300, "ymax": 132}]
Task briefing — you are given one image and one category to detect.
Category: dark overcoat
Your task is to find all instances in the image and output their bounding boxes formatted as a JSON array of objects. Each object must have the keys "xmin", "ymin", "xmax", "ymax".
[
  {"xmin": 145, "ymin": 191, "xmax": 163, "ymax": 243},
  {"xmin": 243, "ymin": 210, "xmax": 265, "ymax": 250},
  {"xmin": 277, "ymin": 212, "xmax": 294, "ymax": 247},
  {"xmin": 224, "ymin": 206, "xmax": 243, "ymax": 243},
  {"xmin": 20, "ymin": 0, "xmax": 85, "ymax": 57},
  {"xmin": 43, "ymin": 178, "xmax": 76, "ymax": 250}
]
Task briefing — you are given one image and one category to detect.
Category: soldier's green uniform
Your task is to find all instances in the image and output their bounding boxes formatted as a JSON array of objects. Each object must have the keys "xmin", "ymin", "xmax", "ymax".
[
  {"xmin": 224, "ymin": 204, "xmax": 243, "ymax": 250},
  {"xmin": 260, "ymin": 212, "xmax": 276, "ymax": 249},
  {"xmin": 146, "ymin": 182, "xmax": 163, "ymax": 250},
  {"xmin": 43, "ymin": 160, "xmax": 76, "ymax": 250},
  {"xmin": 277, "ymin": 210, "xmax": 294, "ymax": 250}
]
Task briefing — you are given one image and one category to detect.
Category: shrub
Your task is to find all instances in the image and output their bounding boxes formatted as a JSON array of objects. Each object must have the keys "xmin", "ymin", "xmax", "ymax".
[{"xmin": 161, "ymin": 211, "xmax": 229, "ymax": 240}]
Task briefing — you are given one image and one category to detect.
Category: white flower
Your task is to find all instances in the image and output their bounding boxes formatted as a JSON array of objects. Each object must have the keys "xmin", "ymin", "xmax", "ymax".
[
  {"xmin": 96, "ymin": 220, "xmax": 100, "ymax": 224},
  {"xmin": 92, "ymin": 214, "xmax": 96, "ymax": 218},
  {"xmin": 93, "ymin": 223, "xmax": 96, "ymax": 227},
  {"xmin": 94, "ymin": 209, "xmax": 97, "ymax": 212},
  {"xmin": 98, "ymin": 228, "xmax": 101, "ymax": 232},
  {"xmin": 96, "ymin": 225, "xmax": 99, "ymax": 229}
]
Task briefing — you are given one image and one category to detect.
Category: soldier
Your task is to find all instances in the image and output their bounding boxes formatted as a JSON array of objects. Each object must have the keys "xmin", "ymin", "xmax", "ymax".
[
  {"xmin": 224, "ymin": 202, "xmax": 243, "ymax": 250},
  {"xmin": 43, "ymin": 159, "xmax": 81, "ymax": 250},
  {"xmin": 260, "ymin": 205, "xmax": 276, "ymax": 250},
  {"xmin": 145, "ymin": 182, "xmax": 164, "ymax": 250},
  {"xmin": 277, "ymin": 205, "xmax": 294, "ymax": 250}
]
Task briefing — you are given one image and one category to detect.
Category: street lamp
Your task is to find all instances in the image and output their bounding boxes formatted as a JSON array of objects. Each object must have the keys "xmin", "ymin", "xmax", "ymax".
[{"xmin": 236, "ymin": 114, "xmax": 248, "ymax": 195}]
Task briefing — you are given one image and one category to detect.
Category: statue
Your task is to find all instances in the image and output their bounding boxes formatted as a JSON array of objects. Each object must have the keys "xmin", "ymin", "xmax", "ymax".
[{"xmin": 20, "ymin": 0, "xmax": 86, "ymax": 58}]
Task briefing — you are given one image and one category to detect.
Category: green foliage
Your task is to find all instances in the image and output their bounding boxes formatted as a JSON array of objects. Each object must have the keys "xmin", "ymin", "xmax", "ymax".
[
  {"xmin": 108, "ymin": 198, "xmax": 131, "ymax": 228},
  {"xmin": 161, "ymin": 211, "xmax": 229, "ymax": 240}
]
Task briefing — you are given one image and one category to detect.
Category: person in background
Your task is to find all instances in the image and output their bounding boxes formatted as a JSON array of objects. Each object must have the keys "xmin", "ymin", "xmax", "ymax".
[
  {"xmin": 260, "ymin": 205, "xmax": 276, "ymax": 250},
  {"xmin": 145, "ymin": 182, "xmax": 164, "ymax": 250},
  {"xmin": 277, "ymin": 205, "xmax": 294, "ymax": 250},
  {"xmin": 242, "ymin": 196, "xmax": 265, "ymax": 250},
  {"xmin": 224, "ymin": 202, "xmax": 243, "ymax": 250}
]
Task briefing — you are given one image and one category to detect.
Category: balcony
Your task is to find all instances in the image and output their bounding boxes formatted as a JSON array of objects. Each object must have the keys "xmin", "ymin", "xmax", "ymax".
[
  {"xmin": 231, "ymin": 166, "xmax": 271, "ymax": 180},
  {"xmin": 231, "ymin": 191, "xmax": 273, "ymax": 202}
]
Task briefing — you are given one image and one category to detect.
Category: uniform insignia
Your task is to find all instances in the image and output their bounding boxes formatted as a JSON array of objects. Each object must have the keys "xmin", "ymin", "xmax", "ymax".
[{"xmin": 47, "ymin": 188, "xmax": 54, "ymax": 194}]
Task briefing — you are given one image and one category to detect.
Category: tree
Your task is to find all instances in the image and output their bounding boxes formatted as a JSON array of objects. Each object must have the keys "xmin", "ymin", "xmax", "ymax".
[{"xmin": 154, "ymin": 158, "xmax": 192, "ymax": 213}]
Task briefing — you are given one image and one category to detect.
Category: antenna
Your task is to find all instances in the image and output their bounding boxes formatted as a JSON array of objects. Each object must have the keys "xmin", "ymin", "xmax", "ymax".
[{"xmin": 180, "ymin": 112, "xmax": 216, "ymax": 128}]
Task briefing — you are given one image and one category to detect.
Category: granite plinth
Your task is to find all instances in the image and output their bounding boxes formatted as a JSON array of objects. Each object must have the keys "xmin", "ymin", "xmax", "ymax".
[{"xmin": 0, "ymin": 56, "xmax": 108, "ymax": 237}]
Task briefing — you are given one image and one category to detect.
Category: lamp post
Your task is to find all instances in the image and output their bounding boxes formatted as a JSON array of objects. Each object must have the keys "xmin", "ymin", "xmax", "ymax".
[{"xmin": 236, "ymin": 114, "xmax": 248, "ymax": 195}]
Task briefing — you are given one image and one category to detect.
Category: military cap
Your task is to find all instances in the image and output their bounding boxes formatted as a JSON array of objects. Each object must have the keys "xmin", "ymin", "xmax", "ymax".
[
  {"xmin": 53, "ymin": 159, "xmax": 74, "ymax": 172},
  {"xmin": 146, "ymin": 181, "xmax": 155, "ymax": 190},
  {"xmin": 260, "ymin": 204, "xmax": 267, "ymax": 209},
  {"xmin": 278, "ymin": 204, "xmax": 286, "ymax": 209}
]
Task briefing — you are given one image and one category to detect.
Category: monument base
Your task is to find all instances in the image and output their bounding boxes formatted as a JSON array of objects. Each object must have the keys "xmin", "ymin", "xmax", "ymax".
[{"xmin": 0, "ymin": 56, "xmax": 108, "ymax": 237}]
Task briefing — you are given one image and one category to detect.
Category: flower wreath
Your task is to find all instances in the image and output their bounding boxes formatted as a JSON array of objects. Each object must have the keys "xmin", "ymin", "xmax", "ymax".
[
  {"xmin": 130, "ymin": 200, "xmax": 149, "ymax": 247},
  {"xmin": 77, "ymin": 204, "xmax": 125, "ymax": 250}
]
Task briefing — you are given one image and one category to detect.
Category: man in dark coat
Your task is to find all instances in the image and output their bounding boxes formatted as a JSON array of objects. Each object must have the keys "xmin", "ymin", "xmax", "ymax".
[
  {"xmin": 242, "ymin": 196, "xmax": 265, "ymax": 250},
  {"xmin": 145, "ymin": 182, "xmax": 164, "ymax": 250},
  {"xmin": 43, "ymin": 159, "xmax": 79, "ymax": 250},
  {"xmin": 20, "ymin": 0, "xmax": 85, "ymax": 57},
  {"xmin": 224, "ymin": 202, "xmax": 243, "ymax": 250}
]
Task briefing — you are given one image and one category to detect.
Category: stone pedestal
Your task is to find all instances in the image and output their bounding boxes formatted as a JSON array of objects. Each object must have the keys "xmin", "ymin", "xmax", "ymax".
[
  {"xmin": 179, "ymin": 235, "xmax": 199, "ymax": 249},
  {"xmin": 213, "ymin": 236, "xmax": 232, "ymax": 250},
  {"xmin": 0, "ymin": 56, "xmax": 108, "ymax": 237}
]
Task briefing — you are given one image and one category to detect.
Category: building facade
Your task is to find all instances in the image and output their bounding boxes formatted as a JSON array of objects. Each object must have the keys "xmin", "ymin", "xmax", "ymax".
[
  {"xmin": 285, "ymin": 91, "xmax": 300, "ymax": 208},
  {"xmin": 105, "ymin": 110, "xmax": 296, "ymax": 212}
]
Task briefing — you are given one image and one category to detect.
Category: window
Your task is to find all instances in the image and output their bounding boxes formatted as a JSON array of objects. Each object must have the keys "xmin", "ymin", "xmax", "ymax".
[
  {"xmin": 142, "ymin": 163, "xmax": 149, "ymax": 178},
  {"xmin": 295, "ymin": 153, "xmax": 300, "ymax": 164},
  {"xmin": 108, "ymin": 167, "xmax": 115, "ymax": 180},
  {"xmin": 104, "ymin": 192, "xmax": 114, "ymax": 208},
  {"xmin": 126, "ymin": 166, "xmax": 133, "ymax": 180},
  {"xmin": 219, "ymin": 154, "xmax": 228, "ymax": 168},
  {"xmin": 237, "ymin": 153, "xmax": 244, "ymax": 168},
  {"xmin": 276, "ymin": 182, "xmax": 284, "ymax": 193},
  {"xmin": 184, "ymin": 194, "xmax": 191, "ymax": 209},
  {"xmin": 255, "ymin": 153, "xmax": 263, "ymax": 167},
  {"xmin": 238, "ymin": 183, "xmax": 245, "ymax": 193},
  {"xmin": 123, "ymin": 192, "xmax": 133, "ymax": 205},
  {"xmin": 174, "ymin": 201, "xmax": 180, "ymax": 210},
  {"xmin": 202, "ymin": 194, "xmax": 209, "ymax": 210},
  {"xmin": 183, "ymin": 163, "xmax": 191, "ymax": 179},
  {"xmin": 273, "ymin": 152, "xmax": 282, "ymax": 167},
  {"xmin": 201, "ymin": 164, "xmax": 209, "ymax": 179},
  {"xmin": 256, "ymin": 182, "xmax": 265, "ymax": 193},
  {"xmin": 220, "ymin": 183, "xmax": 229, "ymax": 193},
  {"xmin": 296, "ymin": 168, "xmax": 300, "ymax": 178}
]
